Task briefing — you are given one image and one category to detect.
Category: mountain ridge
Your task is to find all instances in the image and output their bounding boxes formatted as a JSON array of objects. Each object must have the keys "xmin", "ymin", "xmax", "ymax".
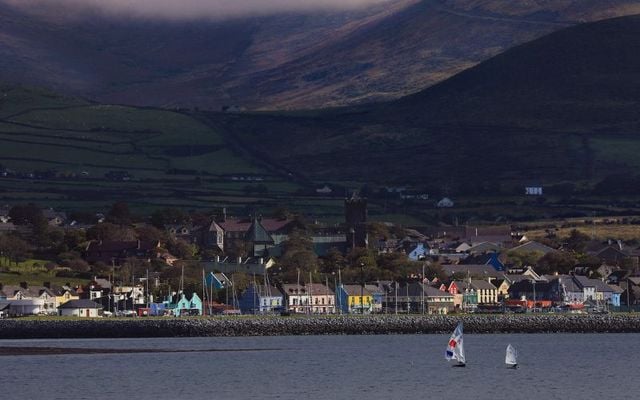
[{"xmin": 2, "ymin": 0, "xmax": 640, "ymax": 110}]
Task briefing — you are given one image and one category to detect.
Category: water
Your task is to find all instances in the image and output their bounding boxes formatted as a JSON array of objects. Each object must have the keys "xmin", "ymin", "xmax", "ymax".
[{"xmin": 1, "ymin": 334, "xmax": 637, "ymax": 400}]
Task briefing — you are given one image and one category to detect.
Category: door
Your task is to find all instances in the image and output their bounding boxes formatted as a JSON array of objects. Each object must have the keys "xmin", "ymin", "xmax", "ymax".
[{"xmin": 86, "ymin": 309, "xmax": 90, "ymax": 317}]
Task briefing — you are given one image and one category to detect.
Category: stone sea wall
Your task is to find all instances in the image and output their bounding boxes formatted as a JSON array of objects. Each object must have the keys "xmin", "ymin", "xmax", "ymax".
[{"xmin": 2, "ymin": 314, "xmax": 640, "ymax": 339}]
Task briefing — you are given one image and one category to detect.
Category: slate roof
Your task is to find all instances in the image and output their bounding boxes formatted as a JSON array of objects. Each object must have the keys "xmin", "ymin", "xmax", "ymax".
[
  {"xmin": 58, "ymin": 299, "xmax": 103, "ymax": 309},
  {"xmin": 244, "ymin": 217, "xmax": 274, "ymax": 244},
  {"xmin": 219, "ymin": 217, "xmax": 292, "ymax": 233},
  {"xmin": 340, "ymin": 285, "xmax": 372, "ymax": 296},
  {"xmin": 441, "ymin": 264, "xmax": 503, "ymax": 278},
  {"xmin": 573, "ymin": 276, "xmax": 613, "ymax": 292},
  {"xmin": 509, "ymin": 241, "xmax": 556, "ymax": 255},
  {"xmin": 470, "ymin": 280, "xmax": 497, "ymax": 291}
]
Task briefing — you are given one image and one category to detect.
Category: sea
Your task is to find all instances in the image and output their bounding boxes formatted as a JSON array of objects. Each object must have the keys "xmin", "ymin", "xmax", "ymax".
[{"xmin": 1, "ymin": 333, "xmax": 637, "ymax": 400}]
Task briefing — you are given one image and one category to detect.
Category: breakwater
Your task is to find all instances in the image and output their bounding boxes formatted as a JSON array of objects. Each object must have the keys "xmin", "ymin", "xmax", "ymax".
[{"xmin": 2, "ymin": 314, "xmax": 640, "ymax": 339}]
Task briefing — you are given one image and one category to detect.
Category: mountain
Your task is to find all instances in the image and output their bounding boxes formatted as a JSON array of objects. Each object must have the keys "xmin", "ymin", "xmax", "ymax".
[
  {"xmin": 1, "ymin": 0, "xmax": 640, "ymax": 110},
  {"xmin": 210, "ymin": 14, "xmax": 640, "ymax": 194}
]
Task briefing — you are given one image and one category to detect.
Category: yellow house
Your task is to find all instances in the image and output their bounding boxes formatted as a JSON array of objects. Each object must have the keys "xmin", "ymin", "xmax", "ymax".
[
  {"xmin": 54, "ymin": 287, "xmax": 80, "ymax": 309},
  {"xmin": 339, "ymin": 284, "xmax": 372, "ymax": 314}
]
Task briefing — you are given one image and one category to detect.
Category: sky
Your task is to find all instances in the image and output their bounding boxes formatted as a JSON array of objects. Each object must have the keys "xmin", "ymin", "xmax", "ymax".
[{"xmin": 2, "ymin": 0, "xmax": 392, "ymax": 20}]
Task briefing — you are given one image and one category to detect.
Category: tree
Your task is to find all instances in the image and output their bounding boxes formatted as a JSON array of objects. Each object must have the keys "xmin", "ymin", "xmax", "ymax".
[
  {"xmin": 136, "ymin": 225, "xmax": 168, "ymax": 243},
  {"xmin": 8, "ymin": 203, "xmax": 43, "ymax": 225},
  {"xmin": 278, "ymin": 228, "xmax": 319, "ymax": 280},
  {"xmin": 536, "ymin": 251, "xmax": 577, "ymax": 275},
  {"xmin": 504, "ymin": 250, "xmax": 544, "ymax": 268},
  {"xmin": 0, "ymin": 234, "xmax": 31, "ymax": 265},
  {"xmin": 564, "ymin": 229, "xmax": 591, "ymax": 252},
  {"xmin": 167, "ymin": 238, "xmax": 198, "ymax": 260},
  {"xmin": 87, "ymin": 223, "xmax": 136, "ymax": 241},
  {"xmin": 151, "ymin": 207, "xmax": 190, "ymax": 228},
  {"xmin": 106, "ymin": 202, "xmax": 133, "ymax": 225}
]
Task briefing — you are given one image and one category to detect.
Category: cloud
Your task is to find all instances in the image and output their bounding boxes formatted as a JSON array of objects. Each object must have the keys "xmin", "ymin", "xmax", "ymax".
[{"xmin": 2, "ymin": 0, "xmax": 393, "ymax": 20}]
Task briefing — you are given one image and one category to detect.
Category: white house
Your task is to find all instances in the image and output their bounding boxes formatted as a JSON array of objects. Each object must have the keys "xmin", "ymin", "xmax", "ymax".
[{"xmin": 58, "ymin": 299, "xmax": 103, "ymax": 317}]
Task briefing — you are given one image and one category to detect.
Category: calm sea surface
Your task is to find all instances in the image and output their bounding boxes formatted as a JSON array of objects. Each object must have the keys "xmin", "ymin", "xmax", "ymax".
[{"xmin": 1, "ymin": 334, "xmax": 637, "ymax": 400}]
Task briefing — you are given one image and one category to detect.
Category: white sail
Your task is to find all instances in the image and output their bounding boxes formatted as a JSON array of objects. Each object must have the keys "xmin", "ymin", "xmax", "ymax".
[
  {"xmin": 505, "ymin": 344, "xmax": 517, "ymax": 366},
  {"xmin": 445, "ymin": 322, "xmax": 465, "ymax": 364}
]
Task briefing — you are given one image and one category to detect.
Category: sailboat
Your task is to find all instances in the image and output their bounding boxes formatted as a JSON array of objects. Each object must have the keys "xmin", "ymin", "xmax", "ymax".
[
  {"xmin": 445, "ymin": 322, "xmax": 466, "ymax": 367},
  {"xmin": 505, "ymin": 344, "xmax": 518, "ymax": 369}
]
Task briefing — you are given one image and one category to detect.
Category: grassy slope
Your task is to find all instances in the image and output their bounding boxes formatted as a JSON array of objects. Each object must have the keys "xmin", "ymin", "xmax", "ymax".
[
  {"xmin": 216, "ymin": 14, "xmax": 640, "ymax": 192},
  {"xmin": 0, "ymin": 85, "xmax": 311, "ymax": 214}
]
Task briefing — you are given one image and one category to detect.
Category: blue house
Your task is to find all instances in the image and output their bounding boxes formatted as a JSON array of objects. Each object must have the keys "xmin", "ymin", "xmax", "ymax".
[
  {"xmin": 238, "ymin": 284, "xmax": 283, "ymax": 314},
  {"xmin": 171, "ymin": 293, "xmax": 203, "ymax": 316},
  {"xmin": 408, "ymin": 244, "xmax": 428, "ymax": 261}
]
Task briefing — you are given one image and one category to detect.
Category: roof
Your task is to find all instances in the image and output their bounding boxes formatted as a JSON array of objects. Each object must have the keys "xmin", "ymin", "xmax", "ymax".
[
  {"xmin": 58, "ymin": 299, "xmax": 103, "ymax": 309},
  {"xmin": 573, "ymin": 276, "xmax": 613, "ymax": 292},
  {"xmin": 608, "ymin": 284, "xmax": 624, "ymax": 294},
  {"xmin": 509, "ymin": 241, "xmax": 556, "ymax": 255},
  {"xmin": 340, "ymin": 285, "xmax": 372, "ymax": 296},
  {"xmin": 467, "ymin": 242, "xmax": 501, "ymax": 253},
  {"xmin": 441, "ymin": 264, "xmax": 503, "ymax": 278},
  {"xmin": 219, "ymin": 217, "xmax": 292, "ymax": 233},
  {"xmin": 244, "ymin": 217, "xmax": 274, "ymax": 243},
  {"xmin": 470, "ymin": 280, "xmax": 497, "ymax": 290}
]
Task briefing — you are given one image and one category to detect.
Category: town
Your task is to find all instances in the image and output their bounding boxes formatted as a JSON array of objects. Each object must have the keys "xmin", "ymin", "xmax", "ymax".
[{"xmin": 1, "ymin": 194, "xmax": 639, "ymax": 319}]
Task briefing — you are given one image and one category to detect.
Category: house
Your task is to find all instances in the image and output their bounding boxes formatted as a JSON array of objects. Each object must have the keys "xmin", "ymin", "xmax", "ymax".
[
  {"xmin": 508, "ymin": 280, "xmax": 554, "ymax": 304},
  {"xmin": 58, "ymin": 299, "xmax": 103, "ymax": 317},
  {"xmin": 239, "ymin": 284, "xmax": 283, "ymax": 314},
  {"xmin": 592, "ymin": 246, "xmax": 632, "ymax": 265},
  {"xmin": 407, "ymin": 243, "xmax": 428, "ymax": 261},
  {"xmin": 459, "ymin": 252, "xmax": 505, "ymax": 271},
  {"xmin": 171, "ymin": 293, "xmax": 203, "ymax": 316},
  {"xmin": 279, "ymin": 283, "xmax": 311, "ymax": 314},
  {"xmin": 608, "ymin": 284, "xmax": 624, "ymax": 309},
  {"xmin": 244, "ymin": 216, "xmax": 275, "ymax": 257},
  {"xmin": 218, "ymin": 215, "xmax": 293, "ymax": 255},
  {"xmin": 0, "ymin": 282, "xmax": 56, "ymax": 314},
  {"xmin": 364, "ymin": 284, "xmax": 385, "ymax": 313},
  {"xmin": 84, "ymin": 240, "xmax": 161, "ymax": 265},
  {"xmin": 469, "ymin": 280, "xmax": 498, "ymax": 305},
  {"xmin": 447, "ymin": 281, "xmax": 478, "ymax": 312},
  {"xmin": 337, "ymin": 284, "xmax": 372, "ymax": 314},
  {"xmin": 492, "ymin": 278, "xmax": 511, "ymax": 301},
  {"xmin": 385, "ymin": 282, "xmax": 454, "ymax": 314},
  {"xmin": 5, "ymin": 299, "xmax": 44, "ymax": 316},
  {"xmin": 573, "ymin": 276, "xmax": 614, "ymax": 304},
  {"xmin": 306, "ymin": 283, "xmax": 336, "ymax": 314},
  {"xmin": 436, "ymin": 197, "xmax": 454, "ymax": 208},
  {"xmin": 525, "ymin": 186, "xmax": 543, "ymax": 195}
]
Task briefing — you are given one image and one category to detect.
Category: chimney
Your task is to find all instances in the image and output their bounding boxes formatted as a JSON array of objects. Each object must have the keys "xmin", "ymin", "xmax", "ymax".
[
  {"xmin": 20, "ymin": 281, "xmax": 28, "ymax": 289},
  {"xmin": 215, "ymin": 255, "xmax": 220, "ymax": 262},
  {"xmin": 237, "ymin": 257, "xmax": 242, "ymax": 264},
  {"xmin": 222, "ymin": 207, "xmax": 227, "ymax": 222}
]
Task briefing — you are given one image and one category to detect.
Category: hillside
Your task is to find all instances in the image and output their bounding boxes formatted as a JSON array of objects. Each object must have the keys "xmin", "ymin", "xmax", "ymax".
[
  {"xmin": 2, "ymin": 0, "xmax": 640, "ymax": 110},
  {"xmin": 0, "ymin": 84, "xmax": 305, "ymax": 213},
  {"xmin": 211, "ymin": 14, "xmax": 640, "ymax": 193}
]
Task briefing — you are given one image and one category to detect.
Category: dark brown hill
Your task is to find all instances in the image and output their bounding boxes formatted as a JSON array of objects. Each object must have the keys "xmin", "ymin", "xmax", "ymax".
[
  {"xmin": 212, "ymin": 14, "xmax": 640, "ymax": 193},
  {"xmin": 1, "ymin": 0, "xmax": 639, "ymax": 110}
]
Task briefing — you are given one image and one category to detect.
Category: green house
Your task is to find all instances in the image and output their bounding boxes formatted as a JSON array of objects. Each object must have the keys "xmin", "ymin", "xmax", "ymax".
[{"xmin": 172, "ymin": 292, "xmax": 202, "ymax": 316}]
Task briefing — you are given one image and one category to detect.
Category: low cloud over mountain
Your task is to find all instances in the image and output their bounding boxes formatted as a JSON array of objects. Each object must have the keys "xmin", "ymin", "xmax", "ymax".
[{"xmin": 2, "ymin": 0, "xmax": 391, "ymax": 20}]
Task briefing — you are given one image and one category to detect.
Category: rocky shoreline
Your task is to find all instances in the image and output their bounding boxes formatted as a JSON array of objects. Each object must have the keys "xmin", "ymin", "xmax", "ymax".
[{"xmin": 2, "ymin": 314, "xmax": 640, "ymax": 339}]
